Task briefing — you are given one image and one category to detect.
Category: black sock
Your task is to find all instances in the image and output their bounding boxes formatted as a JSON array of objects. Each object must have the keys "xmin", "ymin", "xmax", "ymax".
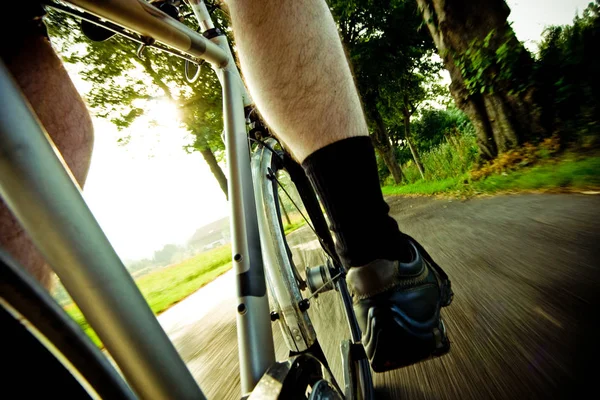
[{"xmin": 302, "ymin": 136, "xmax": 411, "ymax": 268}]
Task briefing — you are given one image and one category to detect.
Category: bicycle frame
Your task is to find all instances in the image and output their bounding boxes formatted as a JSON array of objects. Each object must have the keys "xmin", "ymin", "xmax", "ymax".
[{"xmin": 0, "ymin": 0, "xmax": 275, "ymax": 398}]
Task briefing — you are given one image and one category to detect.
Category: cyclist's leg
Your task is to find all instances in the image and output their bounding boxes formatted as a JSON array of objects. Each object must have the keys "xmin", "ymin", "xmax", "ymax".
[
  {"xmin": 227, "ymin": 1, "xmax": 367, "ymax": 162},
  {"xmin": 227, "ymin": 0, "xmax": 410, "ymax": 264},
  {"xmin": 228, "ymin": 0, "xmax": 452, "ymax": 372},
  {"xmin": 0, "ymin": 6, "xmax": 94, "ymax": 289}
]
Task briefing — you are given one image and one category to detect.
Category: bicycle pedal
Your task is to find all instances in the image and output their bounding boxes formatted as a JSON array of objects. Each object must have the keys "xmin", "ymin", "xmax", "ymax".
[{"xmin": 365, "ymin": 307, "xmax": 451, "ymax": 373}]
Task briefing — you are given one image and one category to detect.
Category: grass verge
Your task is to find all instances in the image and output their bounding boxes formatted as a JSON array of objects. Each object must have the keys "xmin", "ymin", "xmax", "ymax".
[
  {"xmin": 64, "ymin": 245, "xmax": 232, "ymax": 347},
  {"xmin": 382, "ymin": 155, "xmax": 600, "ymax": 197},
  {"xmin": 284, "ymin": 219, "xmax": 307, "ymax": 234},
  {"xmin": 382, "ymin": 176, "xmax": 466, "ymax": 196}
]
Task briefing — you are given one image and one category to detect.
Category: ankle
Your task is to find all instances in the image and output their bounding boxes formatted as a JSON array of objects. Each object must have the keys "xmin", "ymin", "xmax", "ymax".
[{"xmin": 302, "ymin": 137, "xmax": 412, "ymax": 268}]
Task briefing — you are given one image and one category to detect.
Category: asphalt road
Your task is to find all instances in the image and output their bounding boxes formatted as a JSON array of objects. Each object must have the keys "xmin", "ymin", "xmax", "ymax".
[{"xmin": 158, "ymin": 193, "xmax": 600, "ymax": 399}]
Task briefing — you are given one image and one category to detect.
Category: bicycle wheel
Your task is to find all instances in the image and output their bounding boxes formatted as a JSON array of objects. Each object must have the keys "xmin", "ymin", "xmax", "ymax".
[
  {"xmin": 249, "ymin": 354, "xmax": 343, "ymax": 400},
  {"xmin": 0, "ymin": 250, "xmax": 135, "ymax": 399},
  {"xmin": 251, "ymin": 138, "xmax": 374, "ymax": 400}
]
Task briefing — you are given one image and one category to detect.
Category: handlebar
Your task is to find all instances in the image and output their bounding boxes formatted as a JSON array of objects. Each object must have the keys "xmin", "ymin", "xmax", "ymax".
[{"xmin": 66, "ymin": 0, "xmax": 229, "ymax": 67}]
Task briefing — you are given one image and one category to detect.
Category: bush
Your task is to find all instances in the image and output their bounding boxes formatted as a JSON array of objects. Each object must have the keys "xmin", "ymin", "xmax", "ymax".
[
  {"xmin": 411, "ymin": 107, "xmax": 475, "ymax": 153},
  {"xmin": 377, "ymin": 107, "xmax": 476, "ymax": 184},
  {"xmin": 471, "ymin": 135, "xmax": 561, "ymax": 180},
  {"xmin": 535, "ymin": 1, "xmax": 600, "ymax": 145},
  {"xmin": 401, "ymin": 132, "xmax": 478, "ymax": 184}
]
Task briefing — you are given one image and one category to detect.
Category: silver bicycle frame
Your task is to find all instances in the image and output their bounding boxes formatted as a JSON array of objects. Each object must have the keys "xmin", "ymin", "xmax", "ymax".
[{"xmin": 0, "ymin": 0, "xmax": 273, "ymax": 397}]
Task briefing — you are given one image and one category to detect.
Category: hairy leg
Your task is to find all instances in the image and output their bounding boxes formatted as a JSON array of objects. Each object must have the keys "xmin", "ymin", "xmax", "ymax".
[
  {"xmin": 228, "ymin": 1, "xmax": 451, "ymax": 372},
  {"xmin": 227, "ymin": 0, "xmax": 411, "ymax": 267},
  {"xmin": 0, "ymin": 34, "xmax": 94, "ymax": 288},
  {"xmin": 227, "ymin": 0, "xmax": 368, "ymax": 162}
]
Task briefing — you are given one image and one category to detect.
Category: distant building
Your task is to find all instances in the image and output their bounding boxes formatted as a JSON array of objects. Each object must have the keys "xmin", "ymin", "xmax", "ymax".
[
  {"xmin": 188, "ymin": 217, "xmax": 231, "ymax": 252},
  {"xmin": 202, "ymin": 238, "xmax": 227, "ymax": 251}
]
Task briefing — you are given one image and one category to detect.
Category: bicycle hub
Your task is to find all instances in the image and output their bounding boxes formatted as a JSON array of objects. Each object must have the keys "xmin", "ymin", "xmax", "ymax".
[{"xmin": 305, "ymin": 261, "xmax": 335, "ymax": 298}]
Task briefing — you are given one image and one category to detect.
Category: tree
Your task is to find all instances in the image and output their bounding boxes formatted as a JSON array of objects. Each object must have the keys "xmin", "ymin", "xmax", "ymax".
[
  {"xmin": 330, "ymin": 0, "xmax": 443, "ymax": 183},
  {"xmin": 416, "ymin": 0, "xmax": 545, "ymax": 158},
  {"xmin": 45, "ymin": 5, "xmax": 230, "ymax": 198},
  {"xmin": 535, "ymin": 1, "xmax": 600, "ymax": 144},
  {"xmin": 379, "ymin": 66, "xmax": 447, "ymax": 179},
  {"xmin": 152, "ymin": 243, "xmax": 181, "ymax": 266},
  {"xmin": 411, "ymin": 106, "xmax": 474, "ymax": 152}
]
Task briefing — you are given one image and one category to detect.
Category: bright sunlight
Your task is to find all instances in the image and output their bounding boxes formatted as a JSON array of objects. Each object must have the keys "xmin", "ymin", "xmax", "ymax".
[{"xmin": 81, "ymin": 94, "xmax": 228, "ymax": 261}]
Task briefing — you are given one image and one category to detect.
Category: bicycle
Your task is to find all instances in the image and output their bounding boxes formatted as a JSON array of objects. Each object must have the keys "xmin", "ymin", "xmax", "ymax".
[{"xmin": 0, "ymin": 1, "xmax": 375, "ymax": 398}]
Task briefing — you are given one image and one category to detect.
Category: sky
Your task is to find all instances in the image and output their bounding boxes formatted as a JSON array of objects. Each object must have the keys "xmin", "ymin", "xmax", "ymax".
[
  {"xmin": 72, "ymin": 0, "xmax": 591, "ymax": 261},
  {"xmin": 68, "ymin": 68, "xmax": 230, "ymax": 261},
  {"xmin": 506, "ymin": 0, "xmax": 592, "ymax": 50}
]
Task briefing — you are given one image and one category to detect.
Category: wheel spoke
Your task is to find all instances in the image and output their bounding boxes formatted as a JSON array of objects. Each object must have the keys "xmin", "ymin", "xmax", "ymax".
[{"xmin": 268, "ymin": 167, "xmax": 316, "ymax": 234}]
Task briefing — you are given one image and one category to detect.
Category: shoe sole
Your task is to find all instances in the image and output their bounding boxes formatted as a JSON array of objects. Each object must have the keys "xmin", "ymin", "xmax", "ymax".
[
  {"xmin": 440, "ymin": 278, "xmax": 454, "ymax": 307},
  {"xmin": 363, "ymin": 278, "xmax": 453, "ymax": 373}
]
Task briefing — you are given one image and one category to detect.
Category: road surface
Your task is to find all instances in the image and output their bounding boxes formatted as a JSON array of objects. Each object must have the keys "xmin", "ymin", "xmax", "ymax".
[{"xmin": 158, "ymin": 193, "xmax": 600, "ymax": 399}]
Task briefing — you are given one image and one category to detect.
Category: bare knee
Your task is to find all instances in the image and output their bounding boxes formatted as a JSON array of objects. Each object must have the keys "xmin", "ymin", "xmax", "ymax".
[
  {"xmin": 1, "ymin": 34, "xmax": 94, "ymax": 288},
  {"xmin": 5, "ymin": 34, "xmax": 94, "ymax": 184}
]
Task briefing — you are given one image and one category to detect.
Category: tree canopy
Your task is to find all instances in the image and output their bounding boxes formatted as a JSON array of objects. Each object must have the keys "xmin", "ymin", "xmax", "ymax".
[
  {"xmin": 45, "ymin": 4, "xmax": 230, "ymax": 197},
  {"xmin": 535, "ymin": 0, "xmax": 600, "ymax": 144},
  {"xmin": 329, "ymin": 0, "xmax": 445, "ymax": 182}
]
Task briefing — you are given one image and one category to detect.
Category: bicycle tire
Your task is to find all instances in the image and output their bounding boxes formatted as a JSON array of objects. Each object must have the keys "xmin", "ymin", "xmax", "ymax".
[
  {"xmin": 0, "ymin": 250, "xmax": 136, "ymax": 400},
  {"xmin": 251, "ymin": 138, "xmax": 374, "ymax": 400}
]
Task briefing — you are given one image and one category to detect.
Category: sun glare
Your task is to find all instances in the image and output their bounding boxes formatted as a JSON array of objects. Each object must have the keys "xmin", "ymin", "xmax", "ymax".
[{"xmin": 145, "ymin": 98, "xmax": 181, "ymax": 129}]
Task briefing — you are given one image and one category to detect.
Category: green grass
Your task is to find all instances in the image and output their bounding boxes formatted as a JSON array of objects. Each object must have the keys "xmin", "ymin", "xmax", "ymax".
[
  {"xmin": 469, "ymin": 156, "xmax": 600, "ymax": 194},
  {"xmin": 64, "ymin": 245, "xmax": 233, "ymax": 347},
  {"xmin": 383, "ymin": 156, "xmax": 600, "ymax": 197},
  {"xmin": 280, "ymin": 209, "xmax": 308, "ymax": 235},
  {"xmin": 390, "ymin": 134, "xmax": 478, "ymax": 186},
  {"xmin": 382, "ymin": 176, "xmax": 466, "ymax": 196},
  {"xmin": 284, "ymin": 219, "xmax": 307, "ymax": 234},
  {"xmin": 63, "ymin": 304, "xmax": 102, "ymax": 347}
]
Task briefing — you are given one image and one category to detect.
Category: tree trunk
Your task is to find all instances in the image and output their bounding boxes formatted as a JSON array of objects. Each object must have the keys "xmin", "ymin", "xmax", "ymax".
[
  {"xmin": 379, "ymin": 145, "xmax": 404, "ymax": 184},
  {"xmin": 402, "ymin": 105, "xmax": 425, "ymax": 179},
  {"xmin": 416, "ymin": 0, "xmax": 545, "ymax": 159},
  {"xmin": 278, "ymin": 193, "xmax": 292, "ymax": 226},
  {"xmin": 199, "ymin": 148, "xmax": 228, "ymax": 200},
  {"xmin": 371, "ymin": 111, "xmax": 404, "ymax": 184}
]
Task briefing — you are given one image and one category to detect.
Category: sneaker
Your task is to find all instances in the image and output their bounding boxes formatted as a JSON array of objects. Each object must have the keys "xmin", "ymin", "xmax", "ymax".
[{"xmin": 346, "ymin": 235, "xmax": 453, "ymax": 372}]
